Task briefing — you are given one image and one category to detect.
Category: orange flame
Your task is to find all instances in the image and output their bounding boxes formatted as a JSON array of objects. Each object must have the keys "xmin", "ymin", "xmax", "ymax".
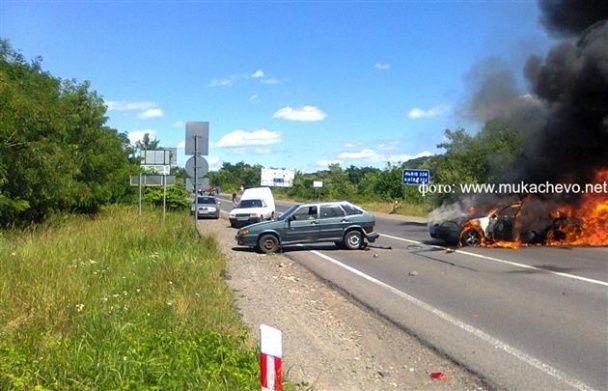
[
  {"xmin": 545, "ymin": 169, "xmax": 608, "ymax": 247},
  {"xmin": 461, "ymin": 170, "xmax": 608, "ymax": 248}
]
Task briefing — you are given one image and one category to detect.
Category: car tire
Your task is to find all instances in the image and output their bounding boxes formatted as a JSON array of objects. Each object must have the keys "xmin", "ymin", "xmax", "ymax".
[
  {"xmin": 343, "ymin": 230, "xmax": 363, "ymax": 250},
  {"xmin": 460, "ymin": 229, "xmax": 481, "ymax": 247},
  {"xmin": 258, "ymin": 234, "xmax": 280, "ymax": 254}
]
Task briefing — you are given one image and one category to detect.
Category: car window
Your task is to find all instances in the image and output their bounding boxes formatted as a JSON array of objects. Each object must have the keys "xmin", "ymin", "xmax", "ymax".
[
  {"xmin": 238, "ymin": 199, "xmax": 263, "ymax": 208},
  {"xmin": 341, "ymin": 203, "xmax": 363, "ymax": 216},
  {"xmin": 277, "ymin": 205, "xmax": 299, "ymax": 221},
  {"xmin": 320, "ymin": 205, "xmax": 345, "ymax": 219},
  {"xmin": 292, "ymin": 205, "xmax": 318, "ymax": 220},
  {"xmin": 197, "ymin": 197, "xmax": 216, "ymax": 204}
]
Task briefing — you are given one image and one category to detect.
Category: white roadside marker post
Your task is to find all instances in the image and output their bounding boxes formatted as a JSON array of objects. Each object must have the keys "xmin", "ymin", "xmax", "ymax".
[{"xmin": 260, "ymin": 324, "xmax": 282, "ymax": 391}]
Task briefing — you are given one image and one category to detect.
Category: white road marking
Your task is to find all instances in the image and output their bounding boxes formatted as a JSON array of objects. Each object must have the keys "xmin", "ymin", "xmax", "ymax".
[
  {"xmin": 379, "ymin": 233, "xmax": 608, "ymax": 288},
  {"xmin": 308, "ymin": 249, "xmax": 597, "ymax": 391}
]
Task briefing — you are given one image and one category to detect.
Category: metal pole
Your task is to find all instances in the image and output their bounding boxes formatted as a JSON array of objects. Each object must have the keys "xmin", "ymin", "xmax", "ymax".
[
  {"xmin": 163, "ymin": 173, "xmax": 167, "ymax": 222},
  {"xmin": 139, "ymin": 173, "xmax": 142, "ymax": 215},
  {"xmin": 194, "ymin": 135, "xmax": 199, "ymax": 235}
]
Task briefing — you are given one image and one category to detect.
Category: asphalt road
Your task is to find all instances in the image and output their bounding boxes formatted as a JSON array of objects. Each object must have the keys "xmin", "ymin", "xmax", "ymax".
[{"xmin": 216, "ymin": 195, "xmax": 608, "ymax": 390}]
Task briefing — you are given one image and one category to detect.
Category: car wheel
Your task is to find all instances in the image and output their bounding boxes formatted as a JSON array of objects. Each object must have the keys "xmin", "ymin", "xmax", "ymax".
[
  {"xmin": 214, "ymin": 214, "xmax": 220, "ymax": 220},
  {"xmin": 270, "ymin": 211, "xmax": 275, "ymax": 220},
  {"xmin": 343, "ymin": 230, "xmax": 363, "ymax": 250},
  {"xmin": 258, "ymin": 234, "xmax": 280, "ymax": 254},
  {"xmin": 460, "ymin": 229, "xmax": 481, "ymax": 247}
]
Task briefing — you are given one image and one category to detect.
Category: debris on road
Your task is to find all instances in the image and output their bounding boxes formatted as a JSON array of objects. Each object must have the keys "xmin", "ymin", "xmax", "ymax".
[
  {"xmin": 408, "ymin": 271, "xmax": 419, "ymax": 277},
  {"xmin": 430, "ymin": 371, "xmax": 448, "ymax": 381}
]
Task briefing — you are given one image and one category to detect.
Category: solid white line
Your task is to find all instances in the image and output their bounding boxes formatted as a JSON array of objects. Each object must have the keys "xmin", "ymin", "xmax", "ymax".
[
  {"xmin": 308, "ymin": 249, "xmax": 597, "ymax": 391},
  {"xmin": 379, "ymin": 233, "xmax": 608, "ymax": 288}
]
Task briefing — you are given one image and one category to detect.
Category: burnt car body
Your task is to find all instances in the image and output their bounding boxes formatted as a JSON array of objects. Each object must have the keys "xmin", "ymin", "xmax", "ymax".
[{"xmin": 429, "ymin": 202, "xmax": 580, "ymax": 246}]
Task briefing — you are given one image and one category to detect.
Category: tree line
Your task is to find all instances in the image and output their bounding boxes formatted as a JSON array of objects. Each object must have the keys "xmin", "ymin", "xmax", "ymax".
[{"xmin": 208, "ymin": 119, "xmax": 524, "ymax": 207}]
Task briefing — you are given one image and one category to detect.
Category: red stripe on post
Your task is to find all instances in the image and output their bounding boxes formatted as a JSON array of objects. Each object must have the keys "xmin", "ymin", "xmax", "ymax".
[
  {"xmin": 260, "ymin": 353, "xmax": 268, "ymax": 388},
  {"xmin": 274, "ymin": 356, "xmax": 282, "ymax": 391}
]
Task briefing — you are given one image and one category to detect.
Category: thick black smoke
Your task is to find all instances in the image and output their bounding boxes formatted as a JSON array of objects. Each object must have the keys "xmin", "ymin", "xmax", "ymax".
[
  {"xmin": 468, "ymin": 1, "xmax": 608, "ymax": 186},
  {"xmin": 433, "ymin": 1, "xmax": 608, "ymax": 228},
  {"xmin": 521, "ymin": 5, "xmax": 608, "ymax": 185},
  {"xmin": 539, "ymin": 0, "xmax": 608, "ymax": 37}
]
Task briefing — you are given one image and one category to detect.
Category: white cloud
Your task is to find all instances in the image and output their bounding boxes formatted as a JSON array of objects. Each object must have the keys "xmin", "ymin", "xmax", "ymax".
[
  {"xmin": 338, "ymin": 148, "xmax": 432, "ymax": 163},
  {"xmin": 177, "ymin": 140, "xmax": 186, "ymax": 149},
  {"xmin": 106, "ymin": 100, "xmax": 164, "ymax": 120},
  {"xmin": 253, "ymin": 147, "xmax": 272, "ymax": 155},
  {"xmin": 137, "ymin": 108, "xmax": 164, "ymax": 119},
  {"xmin": 273, "ymin": 105, "xmax": 327, "ymax": 122},
  {"xmin": 261, "ymin": 77, "xmax": 281, "ymax": 85},
  {"xmin": 374, "ymin": 63, "xmax": 391, "ymax": 71},
  {"xmin": 407, "ymin": 105, "xmax": 448, "ymax": 119},
  {"xmin": 127, "ymin": 130, "xmax": 157, "ymax": 144},
  {"xmin": 207, "ymin": 156, "xmax": 222, "ymax": 170},
  {"xmin": 316, "ymin": 159, "xmax": 343, "ymax": 167},
  {"xmin": 344, "ymin": 141, "xmax": 362, "ymax": 148},
  {"xmin": 173, "ymin": 121, "xmax": 185, "ymax": 128},
  {"xmin": 209, "ymin": 77, "xmax": 237, "ymax": 87},
  {"xmin": 377, "ymin": 140, "xmax": 400, "ymax": 151},
  {"xmin": 106, "ymin": 100, "xmax": 157, "ymax": 112},
  {"xmin": 249, "ymin": 94, "xmax": 259, "ymax": 102},
  {"xmin": 214, "ymin": 129, "xmax": 281, "ymax": 148},
  {"xmin": 251, "ymin": 69, "xmax": 265, "ymax": 78}
]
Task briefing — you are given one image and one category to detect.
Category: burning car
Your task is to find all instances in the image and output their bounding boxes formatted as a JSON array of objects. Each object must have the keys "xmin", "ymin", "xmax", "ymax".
[{"xmin": 429, "ymin": 201, "xmax": 584, "ymax": 248}]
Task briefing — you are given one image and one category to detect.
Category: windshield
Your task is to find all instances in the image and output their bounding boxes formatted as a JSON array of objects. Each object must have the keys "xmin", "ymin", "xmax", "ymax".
[
  {"xmin": 277, "ymin": 205, "xmax": 299, "ymax": 221},
  {"xmin": 237, "ymin": 199, "xmax": 263, "ymax": 208},
  {"xmin": 197, "ymin": 197, "xmax": 216, "ymax": 204}
]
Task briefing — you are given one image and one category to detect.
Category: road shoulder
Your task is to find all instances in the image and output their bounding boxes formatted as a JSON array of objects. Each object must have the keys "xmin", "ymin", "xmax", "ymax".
[{"xmin": 198, "ymin": 217, "xmax": 487, "ymax": 390}]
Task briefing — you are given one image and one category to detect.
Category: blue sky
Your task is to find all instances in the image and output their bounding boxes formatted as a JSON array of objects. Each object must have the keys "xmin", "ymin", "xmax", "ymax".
[{"xmin": 1, "ymin": 0, "xmax": 552, "ymax": 171}]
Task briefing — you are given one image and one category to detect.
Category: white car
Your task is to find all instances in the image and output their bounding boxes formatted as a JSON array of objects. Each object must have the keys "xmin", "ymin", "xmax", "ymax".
[
  {"xmin": 229, "ymin": 187, "xmax": 275, "ymax": 228},
  {"xmin": 191, "ymin": 196, "xmax": 221, "ymax": 219}
]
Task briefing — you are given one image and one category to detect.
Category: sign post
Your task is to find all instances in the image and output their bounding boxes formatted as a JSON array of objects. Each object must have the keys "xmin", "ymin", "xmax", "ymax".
[{"xmin": 185, "ymin": 122, "xmax": 210, "ymax": 236}]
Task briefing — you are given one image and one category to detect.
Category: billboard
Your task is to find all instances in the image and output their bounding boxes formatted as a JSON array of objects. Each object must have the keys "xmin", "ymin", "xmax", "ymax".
[{"xmin": 260, "ymin": 168, "xmax": 295, "ymax": 188}]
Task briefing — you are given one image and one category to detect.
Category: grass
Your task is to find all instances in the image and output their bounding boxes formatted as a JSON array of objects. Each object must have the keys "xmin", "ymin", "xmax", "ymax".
[
  {"xmin": 273, "ymin": 193, "xmax": 431, "ymax": 218},
  {"xmin": 0, "ymin": 205, "xmax": 264, "ymax": 390},
  {"xmin": 357, "ymin": 201, "xmax": 431, "ymax": 218}
]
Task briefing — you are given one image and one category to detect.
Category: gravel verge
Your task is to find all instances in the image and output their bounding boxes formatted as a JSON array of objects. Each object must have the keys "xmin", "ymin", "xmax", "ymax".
[{"xmin": 198, "ymin": 217, "xmax": 489, "ymax": 391}]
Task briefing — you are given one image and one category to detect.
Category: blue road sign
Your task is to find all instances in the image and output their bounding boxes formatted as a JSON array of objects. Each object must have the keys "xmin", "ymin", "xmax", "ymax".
[{"xmin": 403, "ymin": 169, "xmax": 430, "ymax": 185}]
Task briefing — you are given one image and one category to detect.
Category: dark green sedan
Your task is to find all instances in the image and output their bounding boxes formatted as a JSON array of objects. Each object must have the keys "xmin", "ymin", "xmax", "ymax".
[{"xmin": 235, "ymin": 201, "xmax": 379, "ymax": 253}]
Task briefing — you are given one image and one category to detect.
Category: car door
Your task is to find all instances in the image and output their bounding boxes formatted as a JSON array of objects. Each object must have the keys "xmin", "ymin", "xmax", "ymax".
[
  {"xmin": 283, "ymin": 205, "xmax": 319, "ymax": 243},
  {"xmin": 493, "ymin": 204, "xmax": 521, "ymax": 241},
  {"xmin": 317, "ymin": 204, "xmax": 348, "ymax": 241}
]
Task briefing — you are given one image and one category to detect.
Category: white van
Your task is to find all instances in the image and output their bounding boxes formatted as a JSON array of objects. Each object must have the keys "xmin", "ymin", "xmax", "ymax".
[{"xmin": 229, "ymin": 187, "xmax": 276, "ymax": 228}]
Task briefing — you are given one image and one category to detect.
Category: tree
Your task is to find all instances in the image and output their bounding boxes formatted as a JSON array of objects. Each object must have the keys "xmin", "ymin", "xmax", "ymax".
[{"xmin": 0, "ymin": 40, "xmax": 134, "ymax": 225}]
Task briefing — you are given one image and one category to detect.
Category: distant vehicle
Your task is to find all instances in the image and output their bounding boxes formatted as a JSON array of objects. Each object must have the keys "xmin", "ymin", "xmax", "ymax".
[
  {"xmin": 429, "ymin": 202, "xmax": 580, "ymax": 246},
  {"xmin": 235, "ymin": 201, "xmax": 379, "ymax": 253},
  {"xmin": 229, "ymin": 187, "xmax": 276, "ymax": 228},
  {"xmin": 191, "ymin": 196, "xmax": 221, "ymax": 219}
]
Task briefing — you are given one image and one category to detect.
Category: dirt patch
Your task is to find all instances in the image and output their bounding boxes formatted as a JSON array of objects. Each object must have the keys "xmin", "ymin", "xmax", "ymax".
[{"xmin": 198, "ymin": 218, "xmax": 488, "ymax": 391}]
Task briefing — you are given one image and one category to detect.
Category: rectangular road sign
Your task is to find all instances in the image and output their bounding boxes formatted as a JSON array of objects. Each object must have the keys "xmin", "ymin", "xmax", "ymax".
[
  {"xmin": 185, "ymin": 121, "xmax": 209, "ymax": 155},
  {"xmin": 141, "ymin": 150, "xmax": 172, "ymax": 165},
  {"xmin": 402, "ymin": 169, "xmax": 430, "ymax": 185},
  {"xmin": 130, "ymin": 175, "xmax": 176, "ymax": 187},
  {"xmin": 141, "ymin": 165, "xmax": 170, "ymax": 175}
]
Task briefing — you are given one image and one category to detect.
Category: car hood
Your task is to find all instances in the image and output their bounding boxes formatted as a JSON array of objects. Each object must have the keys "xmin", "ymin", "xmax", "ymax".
[
  {"xmin": 230, "ymin": 207, "xmax": 269, "ymax": 215},
  {"xmin": 242, "ymin": 219, "xmax": 284, "ymax": 232}
]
